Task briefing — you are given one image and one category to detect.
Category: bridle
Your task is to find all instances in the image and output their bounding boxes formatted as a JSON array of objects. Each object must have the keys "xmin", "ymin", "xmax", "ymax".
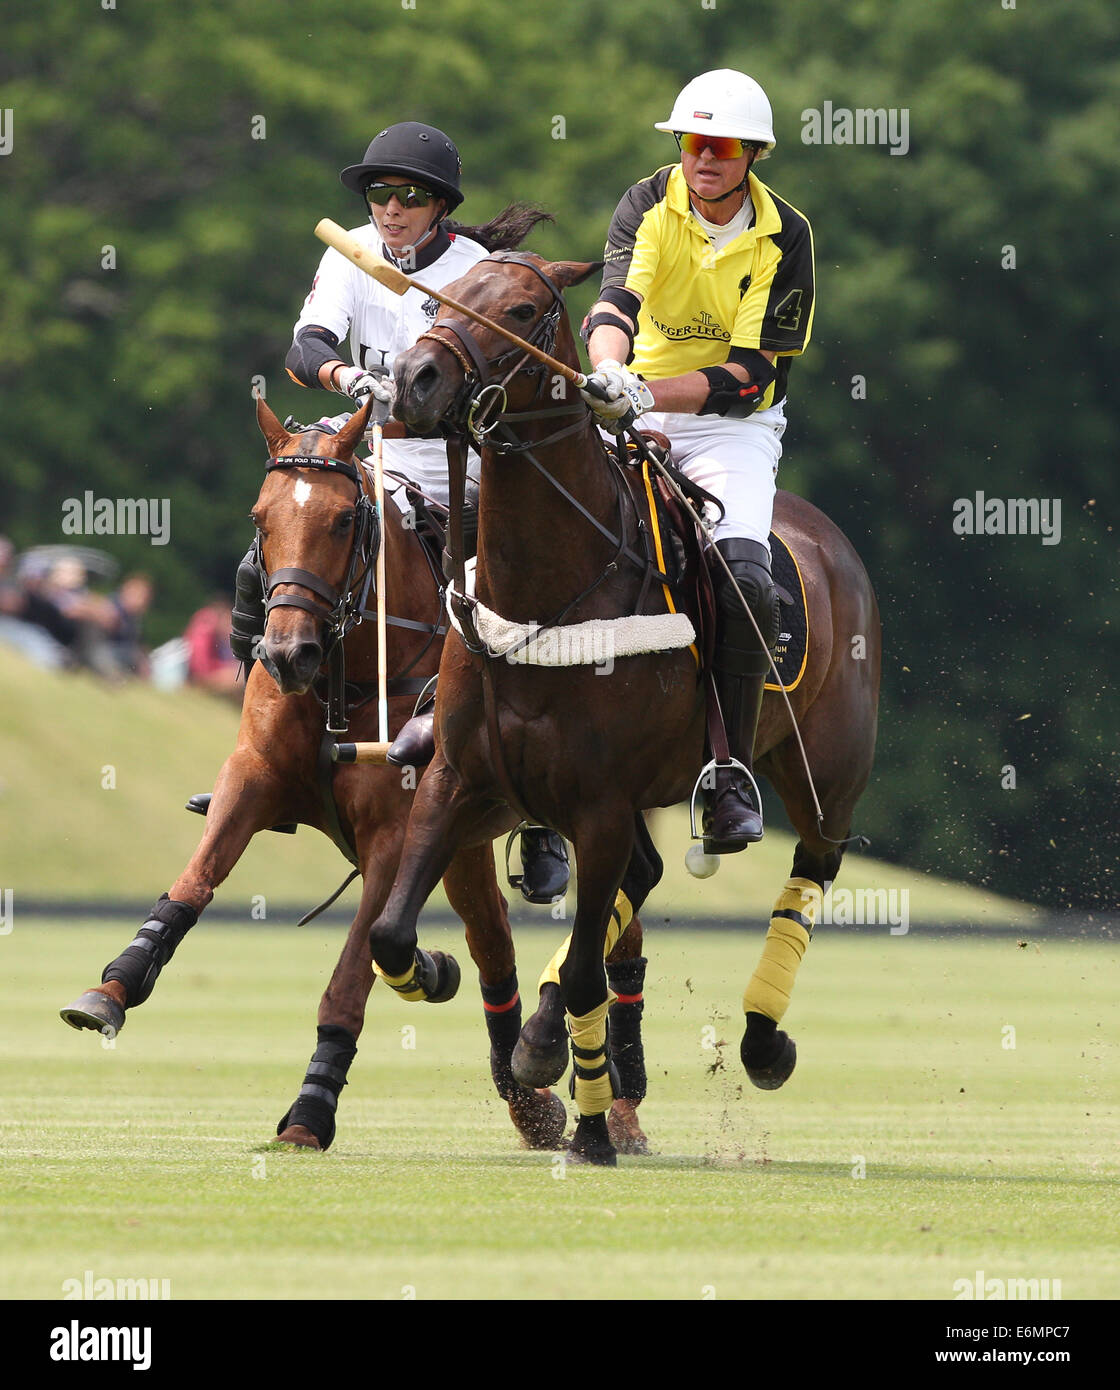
[
  {"xmin": 416, "ymin": 256, "xmax": 667, "ymax": 643},
  {"xmin": 417, "ymin": 252, "xmax": 568, "ymax": 444},
  {"xmin": 255, "ymin": 450, "xmax": 380, "ymax": 731}
]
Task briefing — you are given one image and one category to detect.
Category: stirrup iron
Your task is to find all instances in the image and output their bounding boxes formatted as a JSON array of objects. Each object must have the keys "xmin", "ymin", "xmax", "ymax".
[{"xmin": 688, "ymin": 757, "xmax": 761, "ymax": 839}]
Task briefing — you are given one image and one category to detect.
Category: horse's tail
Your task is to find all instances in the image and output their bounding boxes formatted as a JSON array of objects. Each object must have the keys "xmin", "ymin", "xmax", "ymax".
[{"xmin": 445, "ymin": 202, "xmax": 554, "ymax": 253}]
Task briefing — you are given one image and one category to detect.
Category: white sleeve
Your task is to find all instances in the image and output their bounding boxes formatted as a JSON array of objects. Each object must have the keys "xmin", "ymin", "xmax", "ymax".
[{"xmin": 292, "ymin": 246, "xmax": 360, "ymax": 343}]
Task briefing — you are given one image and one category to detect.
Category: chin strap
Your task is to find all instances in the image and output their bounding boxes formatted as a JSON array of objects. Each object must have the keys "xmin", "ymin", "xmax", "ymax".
[{"xmin": 686, "ymin": 173, "xmax": 749, "ymax": 205}]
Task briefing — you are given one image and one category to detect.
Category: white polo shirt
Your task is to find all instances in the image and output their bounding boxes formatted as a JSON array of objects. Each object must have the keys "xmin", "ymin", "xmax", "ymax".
[{"xmin": 292, "ymin": 222, "xmax": 489, "ymax": 505}]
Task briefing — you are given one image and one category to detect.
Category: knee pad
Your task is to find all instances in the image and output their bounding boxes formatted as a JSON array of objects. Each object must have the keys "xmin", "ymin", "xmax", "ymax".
[{"xmin": 715, "ymin": 538, "xmax": 780, "ymax": 651}]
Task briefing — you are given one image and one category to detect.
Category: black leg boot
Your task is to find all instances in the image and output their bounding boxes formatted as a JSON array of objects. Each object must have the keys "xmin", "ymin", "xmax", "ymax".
[
  {"xmin": 231, "ymin": 544, "xmax": 265, "ymax": 667},
  {"xmin": 519, "ymin": 830, "xmax": 570, "ymax": 904},
  {"xmin": 386, "ymin": 694, "xmax": 436, "ymax": 768},
  {"xmin": 703, "ymin": 538, "xmax": 780, "ymax": 854}
]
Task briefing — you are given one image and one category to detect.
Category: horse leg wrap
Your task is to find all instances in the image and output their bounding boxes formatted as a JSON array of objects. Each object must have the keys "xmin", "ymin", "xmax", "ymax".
[
  {"xmin": 100, "ymin": 894, "xmax": 198, "ymax": 1009},
  {"xmin": 742, "ymin": 877, "xmax": 820, "ymax": 1022},
  {"xmin": 567, "ymin": 1000, "xmax": 619, "ymax": 1116},
  {"xmin": 276, "ymin": 1024, "xmax": 357, "ymax": 1151},
  {"xmin": 606, "ymin": 956, "xmax": 647, "ymax": 1103},
  {"xmin": 374, "ymin": 947, "xmax": 459, "ymax": 1003},
  {"xmin": 536, "ymin": 890, "xmax": 633, "ymax": 992},
  {"xmin": 481, "ymin": 970, "xmax": 522, "ymax": 1101}
]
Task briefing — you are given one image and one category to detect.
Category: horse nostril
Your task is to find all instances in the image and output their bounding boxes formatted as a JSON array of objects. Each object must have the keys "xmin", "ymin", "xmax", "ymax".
[
  {"xmin": 292, "ymin": 640, "xmax": 322, "ymax": 671},
  {"xmin": 413, "ymin": 362, "xmax": 438, "ymax": 398}
]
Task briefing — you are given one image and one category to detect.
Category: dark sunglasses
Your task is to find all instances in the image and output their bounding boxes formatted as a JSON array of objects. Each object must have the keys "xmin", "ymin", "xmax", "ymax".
[
  {"xmin": 364, "ymin": 181, "xmax": 436, "ymax": 209},
  {"xmin": 675, "ymin": 132, "xmax": 748, "ymax": 160}
]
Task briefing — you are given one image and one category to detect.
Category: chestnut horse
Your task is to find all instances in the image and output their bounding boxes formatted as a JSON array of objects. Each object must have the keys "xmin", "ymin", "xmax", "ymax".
[
  {"xmin": 59, "ymin": 397, "xmax": 584, "ymax": 1151},
  {"xmin": 370, "ymin": 252, "xmax": 881, "ymax": 1164}
]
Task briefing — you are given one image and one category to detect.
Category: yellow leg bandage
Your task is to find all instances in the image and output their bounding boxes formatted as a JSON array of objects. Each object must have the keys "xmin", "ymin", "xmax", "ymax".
[
  {"xmin": 537, "ymin": 891, "xmax": 633, "ymax": 991},
  {"xmin": 373, "ymin": 955, "xmax": 428, "ymax": 1002},
  {"xmin": 568, "ymin": 999, "xmax": 615, "ymax": 1116},
  {"xmin": 742, "ymin": 877, "xmax": 821, "ymax": 1023}
]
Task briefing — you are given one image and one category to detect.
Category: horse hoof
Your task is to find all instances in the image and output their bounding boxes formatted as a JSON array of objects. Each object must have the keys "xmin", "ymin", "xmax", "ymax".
[
  {"xmin": 423, "ymin": 950, "xmax": 461, "ymax": 1004},
  {"xmin": 274, "ymin": 1125, "xmax": 323, "ymax": 1150},
  {"xmin": 508, "ymin": 1088, "xmax": 567, "ymax": 1150},
  {"xmin": 607, "ymin": 1098, "xmax": 650, "ymax": 1155},
  {"xmin": 742, "ymin": 1031, "xmax": 797, "ymax": 1090},
  {"xmin": 59, "ymin": 990, "xmax": 125, "ymax": 1038},
  {"xmin": 511, "ymin": 1036, "xmax": 569, "ymax": 1089},
  {"xmin": 567, "ymin": 1112, "xmax": 617, "ymax": 1167}
]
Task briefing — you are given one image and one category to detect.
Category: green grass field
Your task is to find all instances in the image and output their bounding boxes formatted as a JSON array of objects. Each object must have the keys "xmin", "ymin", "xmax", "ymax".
[
  {"xmin": 2, "ymin": 921, "xmax": 1116, "ymax": 1301},
  {"xmin": 0, "ymin": 647, "xmax": 1042, "ymax": 927}
]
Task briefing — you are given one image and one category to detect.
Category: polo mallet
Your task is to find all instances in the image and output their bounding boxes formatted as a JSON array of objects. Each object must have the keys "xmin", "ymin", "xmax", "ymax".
[
  {"xmin": 368, "ymin": 384, "xmax": 390, "ymax": 744},
  {"xmin": 313, "ymin": 220, "xmax": 599, "ymax": 392}
]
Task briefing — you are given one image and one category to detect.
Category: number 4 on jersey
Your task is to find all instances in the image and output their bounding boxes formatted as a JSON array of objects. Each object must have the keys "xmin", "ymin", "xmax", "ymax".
[{"xmin": 773, "ymin": 289, "xmax": 804, "ymax": 332}]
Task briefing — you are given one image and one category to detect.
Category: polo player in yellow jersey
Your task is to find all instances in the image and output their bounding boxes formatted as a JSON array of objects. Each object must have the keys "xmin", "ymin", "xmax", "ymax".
[{"xmin": 581, "ymin": 68, "xmax": 815, "ymax": 853}]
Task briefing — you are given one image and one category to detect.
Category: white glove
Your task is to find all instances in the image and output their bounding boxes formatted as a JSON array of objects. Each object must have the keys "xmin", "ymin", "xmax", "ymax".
[
  {"xmin": 580, "ymin": 358, "xmax": 654, "ymax": 429},
  {"xmin": 335, "ymin": 366, "xmax": 395, "ymax": 423}
]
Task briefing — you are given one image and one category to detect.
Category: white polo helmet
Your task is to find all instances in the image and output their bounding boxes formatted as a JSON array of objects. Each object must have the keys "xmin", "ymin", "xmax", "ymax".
[{"xmin": 655, "ymin": 69, "xmax": 776, "ymax": 158}]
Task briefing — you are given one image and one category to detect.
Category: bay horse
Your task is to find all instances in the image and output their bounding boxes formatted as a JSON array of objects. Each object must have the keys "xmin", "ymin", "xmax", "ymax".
[
  {"xmin": 58, "ymin": 396, "xmax": 592, "ymax": 1151},
  {"xmin": 370, "ymin": 251, "xmax": 881, "ymax": 1164}
]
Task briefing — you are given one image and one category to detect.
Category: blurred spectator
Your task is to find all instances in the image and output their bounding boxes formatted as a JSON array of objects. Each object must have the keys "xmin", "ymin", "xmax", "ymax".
[
  {"xmin": 42, "ymin": 555, "xmax": 127, "ymax": 679},
  {"xmin": 184, "ymin": 596, "xmax": 241, "ymax": 697},
  {"xmin": 106, "ymin": 573, "xmax": 155, "ymax": 677},
  {"xmin": 0, "ymin": 536, "xmax": 76, "ymax": 669}
]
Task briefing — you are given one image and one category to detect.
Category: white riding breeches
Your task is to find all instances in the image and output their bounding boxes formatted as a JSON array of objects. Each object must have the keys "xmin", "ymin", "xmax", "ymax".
[{"xmin": 637, "ymin": 401, "xmax": 786, "ymax": 551}]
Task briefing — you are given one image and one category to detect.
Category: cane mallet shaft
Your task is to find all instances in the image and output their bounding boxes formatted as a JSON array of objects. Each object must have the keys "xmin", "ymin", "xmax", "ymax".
[
  {"xmin": 314, "ymin": 219, "xmax": 589, "ymax": 388},
  {"xmin": 332, "ymin": 742, "xmax": 392, "ymax": 765},
  {"xmin": 372, "ymin": 418, "xmax": 389, "ymax": 742}
]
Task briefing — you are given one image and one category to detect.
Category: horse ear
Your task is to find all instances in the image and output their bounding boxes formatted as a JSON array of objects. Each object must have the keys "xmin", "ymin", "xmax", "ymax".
[
  {"xmin": 256, "ymin": 395, "xmax": 292, "ymax": 456},
  {"xmin": 331, "ymin": 396, "xmax": 374, "ymax": 460},
  {"xmin": 541, "ymin": 260, "xmax": 604, "ymax": 291}
]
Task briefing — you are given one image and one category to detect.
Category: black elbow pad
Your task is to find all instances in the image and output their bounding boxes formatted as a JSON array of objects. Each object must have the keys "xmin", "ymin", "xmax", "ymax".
[
  {"xmin": 699, "ymin": 350, "xmax": 777, "ymax": 418},
  {"xmin": 286, "ymin": 326, "xmax": 342, "ymax": 388}
]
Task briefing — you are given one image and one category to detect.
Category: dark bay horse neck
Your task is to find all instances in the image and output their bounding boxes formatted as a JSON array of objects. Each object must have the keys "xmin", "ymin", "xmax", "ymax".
[{"xmin": 471, "ymin": 319, "xmax": 637, "ymax": 626}]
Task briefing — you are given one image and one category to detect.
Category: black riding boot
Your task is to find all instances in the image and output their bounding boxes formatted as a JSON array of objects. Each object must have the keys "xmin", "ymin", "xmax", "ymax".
[
  {"xmin": 518, "ymin": 830, "xmax": 570, "ymax": 904},
  {"xmin": 704, "ymin": 538, "xmax": 780, "ymax": 854},
  {"xmin": 387, "ymin": 694, "xmax": 571, "ymax": 904},
  {"xmin": 231, "ymin": 544, "xmax": 265, "ymax": 666}
]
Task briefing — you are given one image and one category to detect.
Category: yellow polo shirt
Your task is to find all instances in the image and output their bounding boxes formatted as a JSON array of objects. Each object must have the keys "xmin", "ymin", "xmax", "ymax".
[{"xmin": 600, "ymin": 165, "xmax": 815, "ymax": 409}]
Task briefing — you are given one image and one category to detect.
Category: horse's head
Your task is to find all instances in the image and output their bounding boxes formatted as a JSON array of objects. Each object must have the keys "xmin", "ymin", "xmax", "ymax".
[
  {"xmin": 251, "ymin": 395, "xmax": 376, "ymax": 694},
  {"xmin": 393, "ymin": 254, "xmax": 601, "ymax": 435}
]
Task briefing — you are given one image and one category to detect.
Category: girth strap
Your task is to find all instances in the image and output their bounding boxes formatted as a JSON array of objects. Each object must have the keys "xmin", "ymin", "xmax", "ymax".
[{"xmin": 316, "ymin": 732, "xmax": 359, "ymax": 867}]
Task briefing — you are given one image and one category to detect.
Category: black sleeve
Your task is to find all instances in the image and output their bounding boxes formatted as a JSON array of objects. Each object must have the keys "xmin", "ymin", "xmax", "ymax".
[
  {"xmin": 600, "ymin": 168, "xmax": 671, "ymax": 297},
  {"xmin": 757, "ymin": 216, "xmax": 814, "ymax": 356}
]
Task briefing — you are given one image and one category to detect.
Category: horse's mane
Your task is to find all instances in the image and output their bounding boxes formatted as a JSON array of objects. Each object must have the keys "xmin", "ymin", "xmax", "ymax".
[{"xmin": 445, "ymin": 202, "xmax": 554, "ymax": 253}]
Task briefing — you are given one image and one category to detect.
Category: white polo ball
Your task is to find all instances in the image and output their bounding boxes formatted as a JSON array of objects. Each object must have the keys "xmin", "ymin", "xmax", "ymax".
[{"xmin": 685, "ymin": 845, "xmax": 720, "ymax": 879}]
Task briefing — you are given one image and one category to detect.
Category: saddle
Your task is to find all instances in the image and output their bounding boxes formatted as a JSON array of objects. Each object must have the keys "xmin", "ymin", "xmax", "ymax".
[{"xmin": 620, "ymin": 431, "xmax": 809, "ymax": 694}]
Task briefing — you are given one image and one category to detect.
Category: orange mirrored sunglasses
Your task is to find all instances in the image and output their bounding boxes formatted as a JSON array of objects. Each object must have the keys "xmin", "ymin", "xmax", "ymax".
[{"xmin": 675, "ymin": 132, "xmax": 747, "ymax": 160}]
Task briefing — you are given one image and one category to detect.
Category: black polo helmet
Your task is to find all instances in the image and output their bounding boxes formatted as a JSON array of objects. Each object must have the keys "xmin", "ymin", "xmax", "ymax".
[{"xmin": 339, "ymin": 122, "xmax": 464, "ymax": 211}]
